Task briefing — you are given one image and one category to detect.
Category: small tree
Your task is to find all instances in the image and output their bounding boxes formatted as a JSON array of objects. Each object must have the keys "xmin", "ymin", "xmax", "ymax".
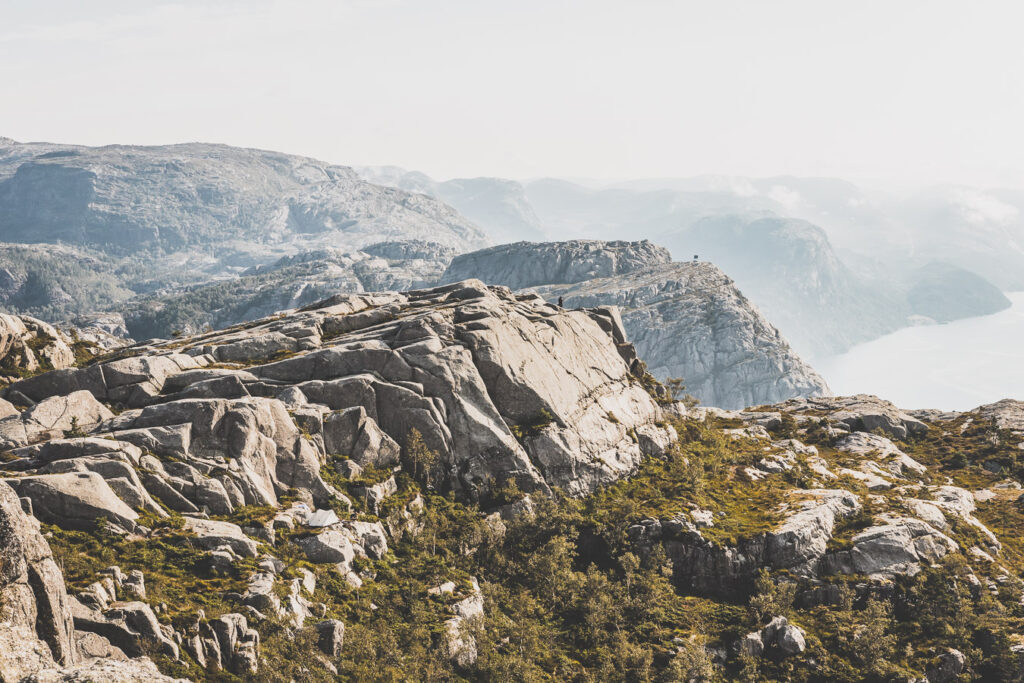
[
  {"xmin": 665, "ymin": 377, "xmax": 688, "ymax": 401},
  {"xmin": 849, "ymin": 598, "xmax": 897, "ymax": 677},
  {"xmin": 404, "ymin": 428, "xmax": 438, "ymax": 488},
  {"xmin": 748, "ymin": 569, "xmax": 796, "ymax": 624},
  {"xmin": 666, "ymin": 635, "xmax": 716, "ymax": 682},
  {"xmin": 664, "ymin": 377, "xmax": 701, "ymax": 409},
  {"xmin": 63, "ymin": 416, "xmax": 88, "ymax": 439}
]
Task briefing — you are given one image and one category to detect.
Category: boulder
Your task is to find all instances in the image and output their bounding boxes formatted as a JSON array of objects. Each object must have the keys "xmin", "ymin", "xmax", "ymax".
[
  {"xmin": 316, "ymin": 619, "xmax": 345, "ymax": 658},
  {"xmin": 5, "ymin": 473, "xmax": 138, "ymax": 532},
  {"xmin": 775, "ymin": 623, "xmax": 806, "ymax": 656},
  {"xmin": 297, "ymin": 529, "xmax": 358, "ymax": 567},
  {"xmin": 739, "ymin": 631, "xmax": 764, "ymax": 657},
  {"xmin": 0, "ymin": 391, "xmax": 113, "ymax": 449},
  {"xmin": 759, "ymin": 616, "xmax": 806, "ymax": 656},
  {"xmin": 345, "ymin": 520, "xmax": 389, "ymax": 559},
  {"xmin": 926, "ymin": 648, "xmax": 966, "ymax": 683},
  {"xmin": 243, "ymin": 571, "xmax": 281, "ymax": 615},
  {"xmin": 182, "ymin": 518, "xmax": 259, "ymax": 558},
  {"xmin": 210, "ymin": 613, "xmax": 259, "ymax": 675},
  {"xmin": 353, "ymin": 476, "xmax": 397, "ymax": 515}
]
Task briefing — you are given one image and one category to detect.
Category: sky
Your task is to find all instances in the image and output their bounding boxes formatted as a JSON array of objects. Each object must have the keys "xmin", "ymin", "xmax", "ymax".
[{"xmin": 3, "ymin": 0, "xmax": 1024, "ymax": 185}]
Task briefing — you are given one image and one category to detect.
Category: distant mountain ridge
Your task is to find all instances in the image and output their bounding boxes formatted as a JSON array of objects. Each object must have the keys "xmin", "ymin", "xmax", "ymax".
[
  {"xmin": 0, "ymin": 139, "xmax": 489, "ymax": 258},
  {"xmin": 357, "ymin": 166, "xmax": 546, "ymax": 243}
]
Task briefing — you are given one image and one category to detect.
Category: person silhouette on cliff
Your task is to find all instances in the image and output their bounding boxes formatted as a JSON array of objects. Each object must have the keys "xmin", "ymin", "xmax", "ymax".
[{"xmin": 558, "ymin": 296, "xmax": 564, "ymax": 307}]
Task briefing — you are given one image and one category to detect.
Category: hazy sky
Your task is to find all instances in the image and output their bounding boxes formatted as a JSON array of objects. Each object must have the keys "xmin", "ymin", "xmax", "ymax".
[{"xmin": 3, "ymin": 0, "xmax": 1024, "ymax": 185}]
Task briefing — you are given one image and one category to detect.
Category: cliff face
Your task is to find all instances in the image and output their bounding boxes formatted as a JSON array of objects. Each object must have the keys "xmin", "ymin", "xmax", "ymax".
[
  {"xmin": 531, "ymin": 262, "xmax": 830, "ymax": 409},
  {"xmin": 440, "ymin": 240, "xmax": 828, "ymax": 409}
]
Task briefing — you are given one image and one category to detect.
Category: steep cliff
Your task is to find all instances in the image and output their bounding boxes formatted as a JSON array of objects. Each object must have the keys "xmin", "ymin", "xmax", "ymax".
[
  {"xmin": 441, "ymin": 240, "xmax": 828, "ymax": 409},
  {"xmin": 531, "ymin": 262, "xmax": 829, "ymax": 409}
]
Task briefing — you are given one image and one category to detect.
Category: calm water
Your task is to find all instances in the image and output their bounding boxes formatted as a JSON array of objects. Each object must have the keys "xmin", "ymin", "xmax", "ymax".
[{"xmin": 816, "ymin": 292, "xmax": 1024, "ymax": 412}]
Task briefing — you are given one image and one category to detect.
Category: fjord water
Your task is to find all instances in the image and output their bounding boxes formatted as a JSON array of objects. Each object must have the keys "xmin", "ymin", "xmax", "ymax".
[{"xmin": 816, "ymin": 292, "xmax": 1024, "ymax": 411}]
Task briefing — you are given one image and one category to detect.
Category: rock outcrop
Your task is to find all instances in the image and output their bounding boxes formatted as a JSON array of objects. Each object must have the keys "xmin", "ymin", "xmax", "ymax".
[
  {"xmin": 0, "ymin": 278, "xmax": 677, "ymax": 679},
  {"xmin": 632, "ymin": 488, "xmax": 862, "ymax": 591},
  {"xmin": 3, "ymin": 280, "xmax": 673, "ymax": 501},
  {"xmin": 0, "ymin": 480, "xmax": 77, "ymax": 670},
  {"xmin": 775, "ymin": 394, "xmax": 928, "ymax": 439},
  {"xmin": 0, "ymin": 314, "xmax": 75, "ymax": 381},
  {"xmin": 531, "ymin": 261, "xmax": 829, "ymax": 409},
  {"xmin": 441, "ymin": 239, "xmax": 671, "ymax": 289},
  {"xmin": 440, "ymin": 240, "xmax": 829, "ymax": 409}
]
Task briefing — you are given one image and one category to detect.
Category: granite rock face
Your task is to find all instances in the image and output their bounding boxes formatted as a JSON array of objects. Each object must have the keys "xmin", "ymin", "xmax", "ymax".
[
  {"xmin": 3, "ymin": 280, "xmax": 673, "ymax": 502},
  {"xmin": 0, "ymin": 480, "xmax": 77, "ymax": 669},
  {"xmin": 441, "ymin": 240, "xmax": 828, "ymax": 409},
  {"xmin": 531, "ymin": 261, "xmax": 829, "ymax": 410}
]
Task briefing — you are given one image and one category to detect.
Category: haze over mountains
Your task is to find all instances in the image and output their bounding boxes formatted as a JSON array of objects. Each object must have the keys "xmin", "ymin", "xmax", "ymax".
[{"xmin": 361, "ymin": 166, "xmax": 1016, "ymax": 360}]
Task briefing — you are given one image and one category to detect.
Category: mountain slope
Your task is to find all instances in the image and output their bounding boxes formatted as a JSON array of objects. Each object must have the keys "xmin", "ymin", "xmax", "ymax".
[
  {"xmin": 0, "ymin": 139, "xmax": 489, "ymax": 257},
  {"xmin": 120, "ymin": 241, "xmax": 456, "ymax": 340},
  {"xmin": 906, "ymin": 261, "xmax": 1011, "ymax": 323}
]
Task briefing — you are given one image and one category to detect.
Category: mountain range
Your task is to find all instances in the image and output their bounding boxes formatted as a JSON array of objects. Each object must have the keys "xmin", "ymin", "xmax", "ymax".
[{"xmin": 359, "ymin": 167, "xmax": 1016, "ymax": 359}]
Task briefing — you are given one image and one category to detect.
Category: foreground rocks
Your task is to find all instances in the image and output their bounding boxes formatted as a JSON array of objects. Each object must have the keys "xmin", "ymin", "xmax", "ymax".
[
  {"xmin": 3, "ymin": 280, "xmax": 673, "ymax": 500},
  {"xmin": 2, "ymin": 270, "xmax": 1019, "ymax": 680},
  {"xmin": 631, "ymin": 395, "xmax": 1010, "ymax": 598},
  {"xmin": 0, "ymin": 280, "xmax": 677, "ymax": 679}
]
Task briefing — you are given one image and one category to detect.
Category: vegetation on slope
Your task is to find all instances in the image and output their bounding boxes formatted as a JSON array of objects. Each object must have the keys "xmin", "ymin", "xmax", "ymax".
[{"xmin": 43, "ymin": 409, "xmax": 1024, "ymax": 682}]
